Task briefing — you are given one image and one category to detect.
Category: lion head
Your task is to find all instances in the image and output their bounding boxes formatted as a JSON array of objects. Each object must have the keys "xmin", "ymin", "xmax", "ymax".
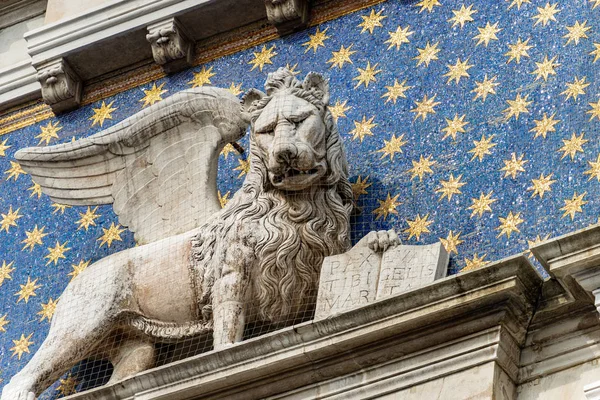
[{"xmin": 193, "ymin": 69, "xmax": 353, "ymax": 322}]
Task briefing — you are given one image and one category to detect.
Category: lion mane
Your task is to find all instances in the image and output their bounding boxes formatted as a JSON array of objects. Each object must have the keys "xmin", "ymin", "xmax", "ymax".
[{"xmin": 191, "ymin": 69, "xmax": 353, "ymax": 323}]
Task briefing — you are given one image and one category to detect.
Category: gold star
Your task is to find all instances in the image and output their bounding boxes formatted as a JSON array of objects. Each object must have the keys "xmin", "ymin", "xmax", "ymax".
[
  {"xmin": 285, "ymin": 63, "xmax": 300, "ymax": 75},
  {"xmin": 0, "ymin": 138, "xmax": 10, "ymax": 157},
  {"xmin": 0, "ymin": 206, "xmax": 22, "ymax": 233},
  {"xmin": 558, "ymin": 132, "xmax": 588, "ymax": 160},
  {"xmin": 10, "ymin": 333, "xmax": 33, "ymax": 360},
  {"xmin": 21, "ymin": 225, "xmax": 47, "ymax": 251},
  {"xmin": 234, "ymin": 158, "xmax": 250, "ymax": 178},
  {"xmin": 227, "ymin": 82, "xmax": 243, "ymax": 97},
  {"xmin": 530, "ymin": 112, "xmax": 560, "ymax": 139},
  {"xmin": 5, "ymin": 161, "xmax": 26, "ymax": 181},
  {"xmin": 327, "ymin": 44, "xmax": 356, "ymax": 69},
  {"xmin": 188, "ymin": 66, "xmax": 215, "ymax": 88},
  {"xmin": 38, "ymin": 298, "xmax": 58, "ymax": 322},
  {"xmin": 584, "ymin": 155, "xmax": 600, "ymax": 181},
  {"xmin": 443, "ymin": 58, "xmax": 473, "ymax": 85},
  {"xmin": 57, "ymin": 374, "xmax": 79, "ymax": 396},
  {"xmin": 373, "ymin": 193, "xmax": 401, "ymax": 220},
  {"xmin": 588, "ymin": 100, "xmax": 600, "ymax": 121},
  {"xmin": 503, "ymin": 93, "xmax": 531, "ymax": 121},
  {"xmin": 351, "ymin": 176, "xmax": 372, "ymax": 199},
  {"xmin": 98, "ymin": 222, "xmax": 125, "ymax": 247},
  {"xmin": 505, "ymin": 37, "xmax": 532, "ymax": 64},
  {"xmin": 89, "ymin": 101, "xmax": 117, "ymax": 127},
  {"xmin": 564, "ymin": 21, "xmax": 591, "ymax": 45},
  {"xmin": 35, "ymin": 121, "xmax": 62, "ymax": 145},
  {"xmin": 377, "ymin": 134, "xmax": 407, "ymax": 160},
  {"xmin": 590, "ymin": 43, "xmax": 600, "ymax": 63},
  {"xmin": 497, "ymin": 211, "xmax": 524, "ymax": 238},
  {"xmin": 404, "ymin": 214, "xmax": 433, "ymax": 240},
  {"xmin": 221, "ymin": 143, "xmax": 236, "ymax": 159},
  {"xmin": 469, "ymin": 134, "xmax": 497, "ymax": 161},
  {"xmin": 15, "ymin": 277, "xmax": 41, "ymax": 303},
  {"xmin": 448, "ymin": 4, "xmax": 477, "ymax": 29},
  {"xmin": 350, "ymin": 116, "xmax": 377, "ymax": 142},
  {"xmin": 385, "ymin": 25, "xmax": 414, "ymax": 50},
  {"xmin": 532, "ymin": 3, "xmax": 560, "ymax": 26},
  {"xmin": 591, "ymin": 0, "xmax": 600, "ymax": 9},
  {"xmin": 358, "ymin": 9, "xmax": 386, "ymax": 34},
  {"xmin": 414, "ymin": 41, "xmax": 441, "ymax": 67},
  {"xmin": 442, "ymin": 114, "xmax": 469, "ymax": 140},
  {"xmin": 560, "ymin": 191, "xmax": 588, "ymax": 220},
  {"xmin": 139, "ymin": 83, "xmax": 167, "ymax": 108},
  {"xmin": 440, "ymin": 231, "xmax": 463, "ymax": 255},
  {"xmin": 51, "ymin": 203, "xmax": 71, "ymax": 214},
  {"xmin": 462, "ymin": 253, "xmax": 488, "ymax": 272},
  {"xmin": 0, "ymin": 314, "xmax": 9, "ymax": 332},
  {"xmin": 408, "ymin": 155, "xmax": 436, "ymax": 181},
  {"xmin": 528, "ymin": 173, "xmax": 556, "ymax": 198},
  {"xmin": 500, "ymin": 153, "xmax": 528, "ymax": 179},
  {"xmin": 526, "ymin": 234, "xmax": 551, "ymax": 258},
  {"xmin": 436, "ymin": 174, "xmax": 466, "ymax": 201},
  {"xmin": 411, "ymin": 94, "xmax": 440, "ymax": 121},
  {"xmin": 353, "ymin": 61, "xmax": 381, "ymax": 88},
  {"xmin": 472, "ymin": 75, "xmax": 499, "ymax": 102},
  {"xmin": 302, "ymin": 27, "xmax": 330, "ymax": 53},
  {"xmin": 329, "ymin": 100, "xmax": 352, "ymax": 122},
  {"xmin": 508, "ymin": 0, "xmax": 531, "ymax": 10},
  {"xmin": 218, "ymin": 190, "xmax": 230, "ymax": 208},
  {"xmin": 415, "ymin": 0, "xmax": 441, "ymax": 13},
  {"xmin": 382, "ymin": 79, "xmax": 412, "ymax": 104},
  {"xmin": 0, "ymin": 260, "xmax": 15, "ymax": 286},
  {"xmin": 45, "ymin": 241, "xmax": 70, "ymax": 265},
  {"xmin": 249, "ymin": 45, "xmax": 277, "ymax": 72},
  {"xmin": 561, "ymin": 76, "xmax": 589, "ymax": 101},
  {"xmin": 531, "ymin": 55, "xmax": 560, "ymax": 81},
  {"xmin": 468, "ymin": 191, "xmax": 497, "ymax": 217},
  {"xmin": 76, "ymin": 206, "xmax": 100, "ymax": 231},
  {"xmin": 68, "ymin": 260, "xmax": 90, "ymax": 281},
  {"xmin": 473, "ymin": 22, "xmax": 502, "ymax": 47},
  {"xmin": 28, "ymin": 182, "xmax": 42, "ymax": 199}
]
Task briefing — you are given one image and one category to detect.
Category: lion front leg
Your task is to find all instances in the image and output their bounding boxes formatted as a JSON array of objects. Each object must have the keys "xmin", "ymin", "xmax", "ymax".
[{"xmin": 212, "ymin": 267, "xmax": 249, "ymax": 351}]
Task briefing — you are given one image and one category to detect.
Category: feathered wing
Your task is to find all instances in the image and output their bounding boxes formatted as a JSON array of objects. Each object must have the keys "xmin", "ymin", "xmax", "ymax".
[{"xmin": 15, "ymin": 87, "xmax": 248, "ymax": 244}]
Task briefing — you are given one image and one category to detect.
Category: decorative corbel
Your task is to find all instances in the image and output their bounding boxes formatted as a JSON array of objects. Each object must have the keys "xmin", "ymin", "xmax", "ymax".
[
  {"xmin": 264, "ymin": 0, "xmax": 310, "ymax": 35},
  {"xmin": 36, "ymin": 58, "xmax": 82, "ymax": 114},
  {"xmin": 146, "ymin": 17, "xmax": 193, "ymax": 73}
]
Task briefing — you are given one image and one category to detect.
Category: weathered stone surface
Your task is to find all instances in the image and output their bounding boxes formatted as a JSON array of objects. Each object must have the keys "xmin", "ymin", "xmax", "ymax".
[
  {"xmin": 264, "ymin": 0, "xmax": 310, "ymax": 35},
  {"xmin": 316, "ymin": 242, "xmax": 448, "ymax": 319},
  {"xmin": 146, "ymin": 17, "xmax": 193, "ymax": 73},
  {"xmin": 35, "ymin": 57, "xmax": 81, "ymax": 113}
]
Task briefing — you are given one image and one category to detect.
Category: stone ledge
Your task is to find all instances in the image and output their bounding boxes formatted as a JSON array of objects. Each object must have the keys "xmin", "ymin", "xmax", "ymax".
[
  {"xmin": 64, "ymin": 255, "xmax": 542, "ymax": 400},
  {"xmin": 0, "ymin": 59, "xmax": 40, "ymax": 109}
]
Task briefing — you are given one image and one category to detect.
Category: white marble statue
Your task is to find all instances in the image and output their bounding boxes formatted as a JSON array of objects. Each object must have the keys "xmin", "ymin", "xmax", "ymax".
[{"xmin": 1, "ymin": 69, "xmax": 399, "ymax": 400}]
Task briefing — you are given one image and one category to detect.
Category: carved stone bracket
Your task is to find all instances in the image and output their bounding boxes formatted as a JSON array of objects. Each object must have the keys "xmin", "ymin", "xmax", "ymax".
[
  {"xmin": 264, "ymin": 0, "xmax": 310, "ymax": 35},
  {"xmin": 146, "ymin": 17, "xmax": 193, "ymax": 73},
  {"xmin": 35, "ymin": 58, "xmax": 82, "ymax": 114}
]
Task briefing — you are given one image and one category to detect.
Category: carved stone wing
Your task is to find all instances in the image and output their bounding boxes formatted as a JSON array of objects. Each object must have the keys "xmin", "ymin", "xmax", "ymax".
[{"xmin": 15, "ymin": 87, "xmax": 248, "ymax": 244}]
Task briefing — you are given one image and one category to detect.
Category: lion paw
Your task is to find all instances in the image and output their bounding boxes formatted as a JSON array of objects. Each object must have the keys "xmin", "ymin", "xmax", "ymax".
[{"xmin": 364, "ymin": 229, "xmax": 400, "ymax": 252}]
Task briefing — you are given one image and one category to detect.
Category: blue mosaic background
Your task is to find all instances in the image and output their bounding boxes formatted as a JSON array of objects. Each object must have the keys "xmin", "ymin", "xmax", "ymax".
[{"xmin": 2, "ymin": 0, "xmax": 600, "ymax": 396}]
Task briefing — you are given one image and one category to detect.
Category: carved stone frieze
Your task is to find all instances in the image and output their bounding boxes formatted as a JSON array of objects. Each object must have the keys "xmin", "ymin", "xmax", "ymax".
[
  {"xmin": 264, "ymin": 0, "xmax": 310, "ymax": 35},
  {"xmin": 35, "ymin": 58, "xmax": 82, "ymax": 113},
  {"xmin": 146, "ymin": 17, "xmax": 193, "ymax": 73}
]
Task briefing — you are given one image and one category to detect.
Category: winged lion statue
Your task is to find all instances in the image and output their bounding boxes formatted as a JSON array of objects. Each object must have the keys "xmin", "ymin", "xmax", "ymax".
[{"xmin": 2, "ymin": 68, "xmax": 399, "ymax": 400}]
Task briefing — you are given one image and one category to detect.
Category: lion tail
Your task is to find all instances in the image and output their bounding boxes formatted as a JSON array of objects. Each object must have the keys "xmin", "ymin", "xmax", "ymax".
[{"xmin": 122, "ymin": 312, "xmax": 213, "ymax": 342}]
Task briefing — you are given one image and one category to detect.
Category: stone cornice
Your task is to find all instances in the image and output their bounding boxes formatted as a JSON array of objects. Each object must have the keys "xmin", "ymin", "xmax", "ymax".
[{"xmin": 63, "ymin": 255, "xmax": 542, "ymax": 400}]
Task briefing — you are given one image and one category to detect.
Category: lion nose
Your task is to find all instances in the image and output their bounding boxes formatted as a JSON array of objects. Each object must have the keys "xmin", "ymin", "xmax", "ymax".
[{"xmin": 274, "ymin": 143, "xmax": 298, "ymax": 164}]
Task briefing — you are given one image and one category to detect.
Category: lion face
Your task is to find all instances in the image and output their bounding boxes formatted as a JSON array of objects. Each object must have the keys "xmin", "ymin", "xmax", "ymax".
[{"xmin": 253, "ymin": 92, "xmax": 327, "ymax": 191}]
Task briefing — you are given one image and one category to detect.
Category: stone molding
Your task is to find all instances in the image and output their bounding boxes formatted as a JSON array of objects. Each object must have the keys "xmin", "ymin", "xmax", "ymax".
[
  {"xmin": 146, "ymin": 17, "xmax": 193, "ymax": 73},
  {"xmin": 0, "ymin": 60, "xmax": 40, "ymax": 109},
  {"xmin": 0, "ymin": 0, "xmax": 46, "ymax": 30},
  {"xmin": 62, "ymin": 255, "xmax": 542, "ymax": 399},
  {"xmin": 35, "ymin": 58, "xmax": 81, "ymax": 113},
  {"xmin": 264, "ymin": 0, "xmax": 310, "ymax": 34}
]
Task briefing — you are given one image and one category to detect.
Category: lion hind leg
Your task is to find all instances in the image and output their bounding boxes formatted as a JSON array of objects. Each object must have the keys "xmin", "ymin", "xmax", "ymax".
[{"xmin": 108, "ymin": 339, "xmax": 155, "ymax": 384}]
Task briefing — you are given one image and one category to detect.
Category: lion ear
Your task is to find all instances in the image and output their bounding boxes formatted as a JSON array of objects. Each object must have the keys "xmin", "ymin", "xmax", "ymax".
[
  {"xmin": 241, "ymin": 88, "xmax": 266, "ymax": 113},
  {"xmin": 302, "ymin": 72, "xmax": 330, "ymax": 106}
]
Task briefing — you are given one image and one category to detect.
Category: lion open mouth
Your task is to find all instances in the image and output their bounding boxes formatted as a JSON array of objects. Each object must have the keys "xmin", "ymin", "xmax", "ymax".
[{"xmin": 271, "ymin": 167, "xmax": 322, "ymax": 189}]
